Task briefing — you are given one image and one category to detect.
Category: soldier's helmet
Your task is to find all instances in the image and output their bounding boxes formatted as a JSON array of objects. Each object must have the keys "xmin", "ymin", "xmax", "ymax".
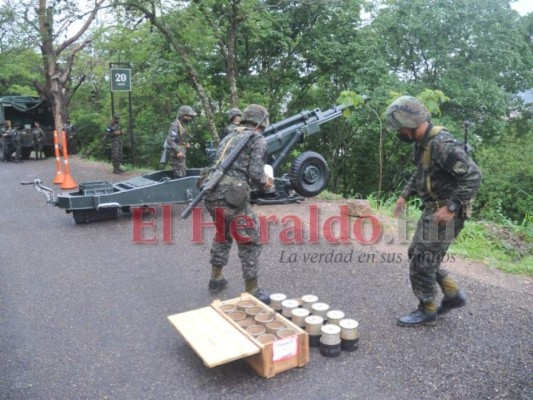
[
  {"xmin": 113, "ymin": 114, "xmax": 120, "ymax": 120},
  {"xmin": 227, "ymin": 107, "xmax": 242, "ymax": 122},
  {"xmin": 241, "ymin": 104, "xmax": 269, "ymax": 128},
  {"xmin": 177, "ymin": 105, "xmax": 197, "ymax": 119},
  {"xmin": 385, "ymin": 96, "xmax": 431, "ymax": 131},
  {"xmin": 4, "ymin": 120, "xmax": 11, "ymax": 128}
]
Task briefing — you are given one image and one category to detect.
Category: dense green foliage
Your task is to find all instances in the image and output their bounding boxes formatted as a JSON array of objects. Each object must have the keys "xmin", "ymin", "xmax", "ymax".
[{"xmin": 1, "ymin": 0, "xmax": 532, "ymax": 235}]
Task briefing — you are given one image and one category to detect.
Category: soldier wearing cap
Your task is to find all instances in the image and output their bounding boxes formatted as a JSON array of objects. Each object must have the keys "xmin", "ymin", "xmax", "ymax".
[
  {"xmin": 106, "ymin": 114, "xmax": 124, "ymax": 174},
  {"xmin": 166, "ymin": 105, "xmax": 196, "ymax": 178},
  {"xmin": 203, "ymin": 104, "xmax": 274, "ymax": 304},
  {"xmin": 385, "ymin": 96, "xmax": 482, "ymax": 327},
  {"xmin": 221, "ymin": 107, "xmax": 242, "ymax": 140}
]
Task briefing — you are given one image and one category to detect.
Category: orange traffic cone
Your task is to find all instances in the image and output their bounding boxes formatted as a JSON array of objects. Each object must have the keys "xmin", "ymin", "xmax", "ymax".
[
  {"xmin": 52, "ymin": 130, "xmax": 64, "ymax": 184},
  {"xmin": 60, "ymin": 129, "xmax": 77, "ymax": 190}
]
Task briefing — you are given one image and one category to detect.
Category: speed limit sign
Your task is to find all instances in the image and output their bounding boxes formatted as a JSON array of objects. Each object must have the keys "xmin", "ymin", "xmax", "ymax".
[{"xmin": 110, "ymin": 68, "xmax": 132, "ymax": 91}]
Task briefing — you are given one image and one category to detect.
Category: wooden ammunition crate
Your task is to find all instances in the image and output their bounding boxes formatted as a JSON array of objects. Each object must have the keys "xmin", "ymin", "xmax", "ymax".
[{"xmin": 167, "ymin": 293, "xmax": 309, "ymax": 378}]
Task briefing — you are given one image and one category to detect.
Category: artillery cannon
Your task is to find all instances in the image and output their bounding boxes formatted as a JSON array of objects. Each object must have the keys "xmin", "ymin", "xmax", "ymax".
[
  {"xmin": 28, "ymin": 104, "xmax": 350, "ymax": 223},
  {"xmin": 257, "ymin": 103, "xmax": 350, "ymax": 203}
]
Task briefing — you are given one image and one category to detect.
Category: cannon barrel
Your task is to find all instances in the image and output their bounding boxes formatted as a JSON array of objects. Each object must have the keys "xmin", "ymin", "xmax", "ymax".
[{"xmin": 264, "ymin": 103, "xmax": 351, "ymax": 171}]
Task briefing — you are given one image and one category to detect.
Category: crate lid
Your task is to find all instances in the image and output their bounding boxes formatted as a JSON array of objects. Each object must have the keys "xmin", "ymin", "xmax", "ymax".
[{"xmin": 168, "ymin": 306, "xmax": 261, "ymax": 368}]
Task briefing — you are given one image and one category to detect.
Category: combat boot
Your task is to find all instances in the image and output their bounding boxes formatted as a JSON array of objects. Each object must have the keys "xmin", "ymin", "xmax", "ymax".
[
  {"xmin": 250, "ymin": 288, "xmax": 271, "ymax": 305},
  {"xmin": 113, "ymin": 168, "xmax": 123, "ymax": 174},
  {"xmin": 397, "ymin": 303, "xmax": 437, "ymax": 327},
  {"xmin": 244, "ymin": 278, "xmax": 271, "ymax": 304},
  {"xmin": 208, "ymin": 278, "xmax": 228, "ymax": 293},
  {"xmin": 438, "ymin": 291, "xmax": 467, "ymax": 315}
]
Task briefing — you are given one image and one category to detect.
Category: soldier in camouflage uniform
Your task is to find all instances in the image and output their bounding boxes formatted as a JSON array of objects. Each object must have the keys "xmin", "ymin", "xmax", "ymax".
[
  {"xmin": 106, "ymin": 114, "xmax": 124, "ymax": 174},
  {"xmin": 166, "ymin": 105, "xmax": 196, "ymax": 179},
  {"xmin": 32, "ymin": 121, "xmax": 45, "ymax": 160},
  {"xmin": 2, "ymin": 121, "xmax": 21, "ymax": 163},
  {"xmin": 221, "ymin": 107, "xmax": 242, "ymax": 140},
  {"xmin": 385, "ymin": 96, "xmax": 482, "ymax": 327},
  {"xmin": 204, "ymin": 104, "xmax": 274, "ymax": 304},
  {"xmin": 1, "ymin": 120, "xmax": 14, "ymax": 162}
]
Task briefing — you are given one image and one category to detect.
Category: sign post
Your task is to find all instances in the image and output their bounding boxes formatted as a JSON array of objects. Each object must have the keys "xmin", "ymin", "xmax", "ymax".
[
  {"xmin": 110, "ymin": 68, "xmax": 132, "ymax": 92},
  {"xmin": 109, "ymin": 63, "xmax": 134, "ymax": 164}
]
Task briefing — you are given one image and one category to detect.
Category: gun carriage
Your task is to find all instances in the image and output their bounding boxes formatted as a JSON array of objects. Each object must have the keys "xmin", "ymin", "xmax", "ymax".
[{"xmin": 27, "ymin": 104, "xmax": 350, "ymax": 223}]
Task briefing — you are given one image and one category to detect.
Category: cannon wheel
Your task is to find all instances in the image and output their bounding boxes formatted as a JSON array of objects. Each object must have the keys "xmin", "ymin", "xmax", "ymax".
[
  {"xmin": 289, "ymin": 151, "xmax": 329, "ymax": 197},
  {"xmin": 73, "ymin": 208, "xmax": 118, "ymax": 224}
]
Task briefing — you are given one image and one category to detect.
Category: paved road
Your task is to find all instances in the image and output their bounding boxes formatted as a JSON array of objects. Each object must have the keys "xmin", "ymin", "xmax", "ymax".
[{"xmin": 1, "ymin": 157, "xmax": 532, "ymax": 400}]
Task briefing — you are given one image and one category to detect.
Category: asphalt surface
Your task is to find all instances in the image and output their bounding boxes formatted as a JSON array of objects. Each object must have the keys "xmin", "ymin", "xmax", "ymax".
[{"xmin": 1, "ymin": 156, "xmax": 532, "ymax": 400}]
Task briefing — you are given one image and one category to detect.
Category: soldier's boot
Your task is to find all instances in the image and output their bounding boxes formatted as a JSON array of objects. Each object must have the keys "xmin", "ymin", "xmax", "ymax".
[
  {"xmin": 438, "ymin": 291, "xmax": 467, "ymax": 315},
  {"xmin": 397, "ymin": 301, "xmax": 437, "ymax": 327},
  {"xmin": 245, "ymin": 278, "xmax": 271, "ymax": 305},
  {"xmin": 113, "ymin": 165, "xmax": 123, "ymax": 174},
  {"xmin": 208, "ymin": 266, "xmax": 228, "ymax": 293},
  {"xmin": 437, "ymin": 276, "xmax": 466, "ymax": 315}
]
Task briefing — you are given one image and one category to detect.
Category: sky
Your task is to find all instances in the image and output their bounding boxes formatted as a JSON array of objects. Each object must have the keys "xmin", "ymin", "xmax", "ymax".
[{"xmin": 511, "ymin": 0, "xmax": 533, "ymax": 15}]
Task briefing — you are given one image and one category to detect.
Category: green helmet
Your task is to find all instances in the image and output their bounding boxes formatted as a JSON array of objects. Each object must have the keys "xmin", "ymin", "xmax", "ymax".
[
  {"xmin": 227, "ymin": 107, "xmax": 242, "ymax": 122},
  {"xmin": 241, "ymin": 104, "xmax": 269, "ymax": 128},
  {"xmin": 177, "ymin": 105, "xmax": 197, "ymax": 119},
  {"xmin": 385, "ymin": 96, "xmax": 431, "ymax": 131}
]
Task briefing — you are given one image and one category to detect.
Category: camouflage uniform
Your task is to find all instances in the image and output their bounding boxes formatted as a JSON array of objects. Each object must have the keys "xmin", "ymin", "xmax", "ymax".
[
  {"xmin": 204, "ymin": 127, "xmax": 269, "ymax": 281},
  {"xmin": 221, "ymin": 108, "xmax": 242, "ymax": 140},
  {"xmin": 386, "ymin": 95, "xmax": 482, "ymax": 326},
  {"xmin": 33, "ymin": 124, "xmax": 45, "ymax": 160},
  {"xmin": 1, "ymin": 123, "xmax": 13, "ymax": 161},
  {"xmin": 11, "ymin": 127, "xmax": 21, "ymax": 162},
  {"xmin": 221, "ymin": 122, "xmax": 240, "ymax": 140},
  {"xmin": 166, "ymin": 120, "xmax": 188, "ymax": 178},
  {"xmin": 64, "ymin": 120, "xmax": 77, "ymax": 155},
  {"xmin": 400, "ymin": 126, "xmax": 482, "ymax": 305},
  {"xmin": 106, "ymin": 117, "xmax": 123, "ymax": 173}
]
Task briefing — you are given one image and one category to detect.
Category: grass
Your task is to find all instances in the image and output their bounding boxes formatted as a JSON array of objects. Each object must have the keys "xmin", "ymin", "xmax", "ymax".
[
  {"xmin": 316, "ymin": 190, "xmax": 345, "ymax": 201},
  {"xmin": 451, "ymin": 221, "xmax": 533, "ymax": 276}
]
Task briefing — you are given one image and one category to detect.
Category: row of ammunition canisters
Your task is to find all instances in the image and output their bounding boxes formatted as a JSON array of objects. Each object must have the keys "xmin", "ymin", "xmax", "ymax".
[
  {"xmin": 269, "ymin": 293, "xmax": 360, "ymax": 358},
  {"xmin": 219, "ymin": 300, "xmax": 298, "ymax": 344}
]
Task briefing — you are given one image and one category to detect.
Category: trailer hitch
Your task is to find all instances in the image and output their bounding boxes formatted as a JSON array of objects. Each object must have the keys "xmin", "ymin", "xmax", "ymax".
[{"xmin": 21, "ymin": 179, "xmax": 58, "ymax": 206}]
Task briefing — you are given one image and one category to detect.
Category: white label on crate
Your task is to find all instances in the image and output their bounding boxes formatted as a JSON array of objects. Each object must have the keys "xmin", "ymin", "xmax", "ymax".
[{"xmin": 272, "ymin": 336, "xmax": 298, "ymax": 361}]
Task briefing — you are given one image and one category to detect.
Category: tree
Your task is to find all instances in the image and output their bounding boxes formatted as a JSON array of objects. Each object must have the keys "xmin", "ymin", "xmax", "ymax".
[
  {"xmin": 2, "ymin": 0, "xmax": 107, "ymax": 133},
  {"xmin": 194, "ymin": 0, "xmax": 244, "ymax": 108},
  {"xmin": 371, "ymin": 0, "xmax": 533, "ymax": 141},
  {"xmin": 115, "ymin": 0, "xmax": 222, "ymax": 142}
]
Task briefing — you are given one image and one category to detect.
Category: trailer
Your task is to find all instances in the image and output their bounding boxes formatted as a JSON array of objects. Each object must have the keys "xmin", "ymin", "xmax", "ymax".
[
  {"xmin": 25, "ymin": 169, "xmax": 201, "ymax": 223},
  {"xmin": 26, "ymin": 166, "xmax": 309, "ymax": 223}
]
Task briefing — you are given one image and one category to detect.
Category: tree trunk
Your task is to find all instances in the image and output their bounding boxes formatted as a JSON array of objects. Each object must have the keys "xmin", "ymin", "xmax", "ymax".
[{"xmin": 33, "ymin": 0, "xmax": 105, "ymax": 138}]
